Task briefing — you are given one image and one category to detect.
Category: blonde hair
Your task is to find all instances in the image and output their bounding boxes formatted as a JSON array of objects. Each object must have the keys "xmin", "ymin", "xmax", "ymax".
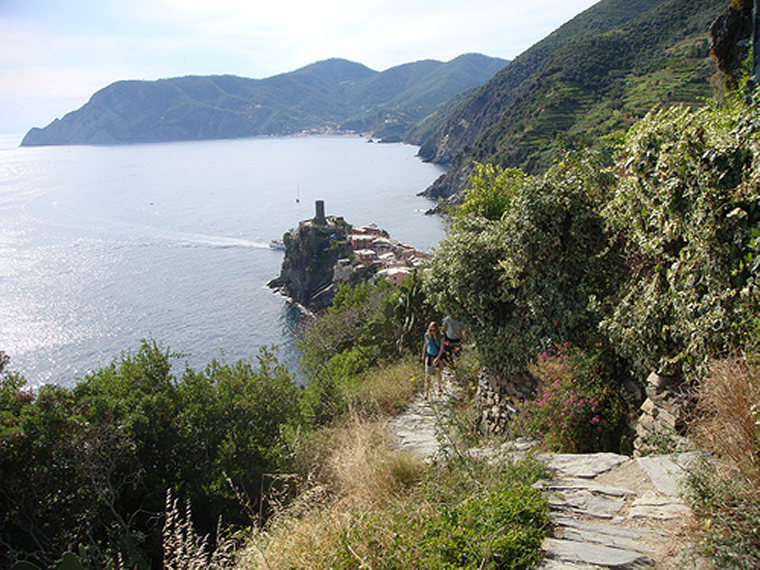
[{"xmin": 427, "ymin": 321, "xmax": 439, "ymax": 334}]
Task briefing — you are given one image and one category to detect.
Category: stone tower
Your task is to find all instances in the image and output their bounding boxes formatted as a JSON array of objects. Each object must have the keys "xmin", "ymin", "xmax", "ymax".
[{"xmin": 314, "ymin": 200, "xmax": 326, "ymax": 224}]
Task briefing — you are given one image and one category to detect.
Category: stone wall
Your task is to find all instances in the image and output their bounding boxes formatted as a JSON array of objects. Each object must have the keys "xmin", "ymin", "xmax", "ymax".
[
  {"xmin": 475, "ymin": 366, "xmax": 695, "ymax": 454},
  {"xmin": 633, "ymin": 372, "xmax": 694, "ymax": 456},
  {"xmin": 476, "ymin": 369, "xmax": 535, "ymax": 435}
]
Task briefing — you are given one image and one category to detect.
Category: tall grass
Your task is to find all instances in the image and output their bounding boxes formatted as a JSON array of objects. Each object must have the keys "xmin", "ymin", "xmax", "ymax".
[
  {"xmin": 356, "ymin": 357, "xmax": 422, "ymax": 417},
  {"xmin": 162, "ymin": 490, "xmax": 238, "ymax": 569},
  {"xmin": 691, "ymin": 357, "xmax": 760, "ymax": 482},
  {"xmin": 237, "ymin": 417, "xmax": 426, "ymax": 568},
  {"xmin": 237, "ymin": 415, "xmax": 549, "ymax": 569},
  {"xmin": 685, "ymin": 356, "xmax": 760, "ymax": 568}
]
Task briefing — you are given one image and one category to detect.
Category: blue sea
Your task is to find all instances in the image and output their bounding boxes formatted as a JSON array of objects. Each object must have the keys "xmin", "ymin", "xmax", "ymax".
[{"xmin": 0, "ymin": 135, "xmax": 446, "ymax": 387}]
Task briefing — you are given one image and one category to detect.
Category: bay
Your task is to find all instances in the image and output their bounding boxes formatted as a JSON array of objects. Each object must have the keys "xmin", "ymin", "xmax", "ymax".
[{"xmin": 0, "ymin": 135, "xmax": 446, "ymax": 387}]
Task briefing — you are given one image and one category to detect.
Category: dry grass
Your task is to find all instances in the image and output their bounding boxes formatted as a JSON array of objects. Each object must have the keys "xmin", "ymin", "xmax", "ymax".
[
  {"xmin": 293, "ymin": 414, "xmax": 424, "ymax": 508},
  {"xmin": 320, "ymin": 415, "xmax": 424, "ymax": 510},
  {"xmin": 356, "ymin": 357, "xmax": 422, "ymax": 417},
  {"xmin": 163, "ymin": 489, "xmax": 238, "ymax": 569},
  {"xmin": 692, "ymin": 356, "xmax": 760, "ymax": 482},
  {"xmin": 236, "ymin": 416, "xmax": 426, "ymax": 569},
  {"xmin": 685, "ymin": 355, "xmax": 760, "ymax": 567}
]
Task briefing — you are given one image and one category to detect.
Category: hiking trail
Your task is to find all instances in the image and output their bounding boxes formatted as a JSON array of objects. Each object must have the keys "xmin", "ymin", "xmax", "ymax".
[{"xmin": 387, "ymin": 371, "xmax": 709, "ymax": 569}]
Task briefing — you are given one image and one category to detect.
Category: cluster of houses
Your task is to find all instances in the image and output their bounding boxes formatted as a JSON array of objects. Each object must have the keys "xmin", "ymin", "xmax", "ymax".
[{"xmin": 335, "ymin": 224, "xmax": 431, "ymax": 285}]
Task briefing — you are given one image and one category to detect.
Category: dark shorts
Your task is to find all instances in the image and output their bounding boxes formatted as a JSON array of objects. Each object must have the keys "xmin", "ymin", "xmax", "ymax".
[
  {"xmin": 443, "ymin": 337, "xmax": 462, "ymax": 362},
  {"xmin": 425, "ymin": 353, "xmax": 440, "ymax": 374}
]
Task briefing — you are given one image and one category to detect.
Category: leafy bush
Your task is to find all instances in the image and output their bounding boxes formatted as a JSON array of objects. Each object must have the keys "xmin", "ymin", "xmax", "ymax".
[
  {"xmin": 517, "ymin": 343, "xmax": 629, "ymax": 453},
  {"xmin": 420, "ymin": 480, "xmax": 547, "ymax": 569},
  {"xmin": 299, "ymin": 275, "xmax": 435, "ymax": 425},
  {"xmin": 424, "ymin": 157, "xmax": 624, "ymax": 376},
  {"xmin": 602, "ymin": 99, "xmax": 760, "ymax": 378},
  {"xmin": 0, "ymin": 342, "xmax": 302, "ymax": 568}
]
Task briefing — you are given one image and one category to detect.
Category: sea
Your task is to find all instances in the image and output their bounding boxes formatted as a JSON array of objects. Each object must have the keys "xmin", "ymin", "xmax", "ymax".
[{"xmin": 0, "ymin": 134, "xmax": 447, "ymax": 388}]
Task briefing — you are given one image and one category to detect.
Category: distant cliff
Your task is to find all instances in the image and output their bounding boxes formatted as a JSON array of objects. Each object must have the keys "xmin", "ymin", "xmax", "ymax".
[{"xmin": 21, "ymin": 55, "xmax": 507, "ymax": 147}]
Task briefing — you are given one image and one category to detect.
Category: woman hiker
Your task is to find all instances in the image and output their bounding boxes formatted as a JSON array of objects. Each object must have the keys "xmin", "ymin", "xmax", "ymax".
[{"xmin": 422, "ymin": 321, "xmax": 443, "ymax": 398}]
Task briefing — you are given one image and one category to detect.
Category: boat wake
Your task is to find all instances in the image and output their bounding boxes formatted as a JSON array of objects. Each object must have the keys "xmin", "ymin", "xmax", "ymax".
[{"xmin": 158, "ymin": 230, "xmax": 270, "ymax": 249}]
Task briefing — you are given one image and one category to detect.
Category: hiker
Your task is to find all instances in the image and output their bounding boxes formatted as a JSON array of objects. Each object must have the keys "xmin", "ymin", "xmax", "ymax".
[
  {"xmin": 422, "ymin": 321, "xmax": 443, "ymax": 397},
  {"xmin": 441, "ymin": 315, "xmax": 465, "ymax": 365}
]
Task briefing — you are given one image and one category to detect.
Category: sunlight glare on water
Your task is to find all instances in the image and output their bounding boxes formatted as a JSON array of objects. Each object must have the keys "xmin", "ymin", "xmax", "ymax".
[{"xmin": 0, "ymin": 135, "xmax": 446, "ymax": 387}]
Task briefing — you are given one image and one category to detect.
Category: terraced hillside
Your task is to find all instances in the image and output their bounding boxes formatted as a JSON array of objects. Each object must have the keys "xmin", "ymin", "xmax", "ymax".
[{"xmin": 416, "ymin": 0, "xmax": 725, "ymax": 202}]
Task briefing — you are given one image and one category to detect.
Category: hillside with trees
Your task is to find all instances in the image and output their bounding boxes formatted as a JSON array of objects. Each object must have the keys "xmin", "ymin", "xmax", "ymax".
[
  {"xmin": 20, "ymin": 55, "xmax": 506, "ymax": 147},
  {"xmin": 415, "ymin": 0, "xmax": 726, "ymax": 204}
]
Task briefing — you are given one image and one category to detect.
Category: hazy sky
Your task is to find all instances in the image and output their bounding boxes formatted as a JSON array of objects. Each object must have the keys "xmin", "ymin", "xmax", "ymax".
[{"xmin": 0, "ymin": 0, "xmax": 600, "ymax": 135}]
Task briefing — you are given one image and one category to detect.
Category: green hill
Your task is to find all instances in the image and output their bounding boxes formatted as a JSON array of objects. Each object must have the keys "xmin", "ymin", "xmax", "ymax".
[
  {"xmin": 20, "ymin": 55, "xmax": 507, "ymax": 146},
  {"xmin": 416, "ymin": 0, "xmax": 725, "ymax": 202}
]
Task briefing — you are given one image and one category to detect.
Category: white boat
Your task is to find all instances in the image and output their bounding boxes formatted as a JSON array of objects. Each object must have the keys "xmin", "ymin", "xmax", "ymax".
[{"xmin": 269, "ymin": 239, "xmax": 286, "ymax": 250}]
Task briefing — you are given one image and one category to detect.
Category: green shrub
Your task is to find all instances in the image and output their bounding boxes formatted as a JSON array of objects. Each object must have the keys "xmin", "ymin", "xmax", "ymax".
[
  {"xmin": 424, "ymin": 157, "xmax": 624, "ymax": 376},
  {"xmin": 299, "ymin": 275, "xmax": 436, "ymax": 425},
  {"xmin": 602, "ymin": 100, "xmax": 760, "ymax": 378},
  {"xmin": 517, "ymin": 344, "xmax": 629, "ymax": 453},
  {"xmin": 686, "ymin": 458, "xmax": 760, "ymax": 568},
  {"xmin": 0, "ymin": 342, "xmax": 302, "ymax": 568},
  {"xmin": 420, "ymin": 482, "xmax": 548, "ymax": 569}
]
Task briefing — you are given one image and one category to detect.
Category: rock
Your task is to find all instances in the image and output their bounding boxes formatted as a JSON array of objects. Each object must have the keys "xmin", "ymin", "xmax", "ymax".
[
  {"xmin": 552, "ymin": 517, "xmax": 661, "ymax": 554},
  {"xmin": 639, "ymin": 398, "xmax": 656, "ymax": 416},
  {"xmin": 268, "ymin": 213, "xmax": 354, "ymax": 312},
  {"xmin": 541, "ymin": 453, "xmax": 630, "ymax": 479},
  {"xmin": 630, "ymin": 492, "xmax": 691, "ymax": 520},
  {"xmin": 542, "ymin": 538, "xmax": 655, "ymax": 568},
  {"xmin": 535, "ymin": 478, "xmax": 637, "ymax": 498},
  {"xmin": 547, "ymin": 490, "xmax": 627, "ymax": 519},
  {"xmin": 636, "ymin": 453, "xmax": 700, "ymax": 497},
  {"xmin": 709, "ymin": 3, "xmax": 752, "ymax": 84},
  {"xmin": 646, "ymin": 371, "xmax": 680, "ymax": 390}
]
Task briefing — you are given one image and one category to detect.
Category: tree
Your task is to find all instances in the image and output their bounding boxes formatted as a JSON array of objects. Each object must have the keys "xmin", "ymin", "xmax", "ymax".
[
  {"xmin": 424, "ymin": 158, "xmax": 623, "ymax": 375},
  {"xmin": 0, "ymin": 342, "xmax": 303, "ymax": 568}
]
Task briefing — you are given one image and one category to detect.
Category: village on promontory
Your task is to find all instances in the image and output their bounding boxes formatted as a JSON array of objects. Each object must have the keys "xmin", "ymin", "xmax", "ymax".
[{"xmin": 268, "ymin": 200, "xmax": 430, "ymax": 312}]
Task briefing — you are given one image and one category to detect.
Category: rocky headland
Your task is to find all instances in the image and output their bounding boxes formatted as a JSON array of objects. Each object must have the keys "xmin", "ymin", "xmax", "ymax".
[{"xmin": 268, "ymin": 201, "xmax": 430, "ymax": 312}]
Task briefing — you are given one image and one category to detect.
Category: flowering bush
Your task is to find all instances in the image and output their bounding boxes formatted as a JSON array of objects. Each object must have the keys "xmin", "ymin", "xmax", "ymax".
[{"xmin": 519, "ymin": 344, "xmax": 628, "ymax": 453}]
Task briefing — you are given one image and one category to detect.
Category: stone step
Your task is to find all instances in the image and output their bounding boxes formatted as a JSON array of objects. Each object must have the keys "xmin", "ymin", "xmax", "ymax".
[
  {"xmin": 630, "ymin": 491, "xmax": 691, "ymax": 520},
  {"xmin": 538, "ymin": 559, "xmax": 604, "ymax": 569},
  {"xmin": 535, "ymin": 478, "xmax": 637, "ymax": 497},
  {"xmin": 542, "ymin": 538, "xmax": 655, "ymax": 568},
  {"xmin": 635, "ymin": 453, "xmax": 700, "ymax": 497},
  {"xmin": 551, "ymin": 516, "xmax": 661, "ymax": 554},
  {"xmin": 540, "ymin": 453, "xmax": 631, "ymax": 478},
  {"xmin": 546, "ymin": 489, "xmax": 628, "ymax": 519}
]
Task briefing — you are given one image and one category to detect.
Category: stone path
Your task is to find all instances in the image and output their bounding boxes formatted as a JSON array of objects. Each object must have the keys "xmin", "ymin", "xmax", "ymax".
[
  {"xmin": 386, "ymin": 369, "xmax": 459, "ymax": 460},
  {"xmin": 386, "ymin": 378, "xmax": 708, "ymax": 568},
  {"xmin": 535, "ymin": 452, "xmax": 705, "ymax": 569}
]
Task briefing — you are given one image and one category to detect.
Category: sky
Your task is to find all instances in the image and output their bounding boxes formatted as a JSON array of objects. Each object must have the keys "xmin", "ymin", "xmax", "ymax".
[{"xmin": 0, "ymin": 0, "xmax": 600, "ymax": 135}]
